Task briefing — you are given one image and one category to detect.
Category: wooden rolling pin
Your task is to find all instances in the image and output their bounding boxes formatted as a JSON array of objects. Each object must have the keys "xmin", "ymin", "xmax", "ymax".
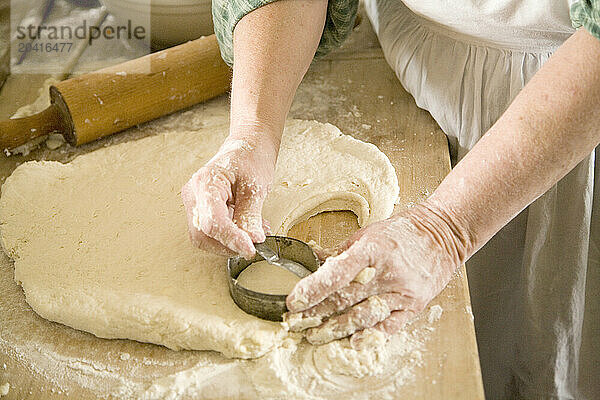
[{"xmin": 0, "ymin": 35, "xmax": 231, "ymax": 150}]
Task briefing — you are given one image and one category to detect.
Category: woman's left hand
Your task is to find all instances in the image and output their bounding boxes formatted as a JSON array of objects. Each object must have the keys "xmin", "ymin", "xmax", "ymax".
[{"xmin": 284, "ymin": 202, "xmax": 470, "ymax": 347}]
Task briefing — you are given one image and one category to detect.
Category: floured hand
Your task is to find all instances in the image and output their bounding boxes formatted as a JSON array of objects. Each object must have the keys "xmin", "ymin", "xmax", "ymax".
[
  {"xmin": 182, "ymin": 130, "xmax": 278, "ymax": 259},
  {"xmin": 284, "ymin": 203, "xmax": 469, "ymax": 347}
]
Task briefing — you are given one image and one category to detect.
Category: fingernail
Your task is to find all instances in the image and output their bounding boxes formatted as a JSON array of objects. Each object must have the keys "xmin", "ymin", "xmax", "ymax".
[
  {"xmin": 286, "ymin": 293, "xmax": 309, "ymax": 312},
  {"xmin": 242, "ymin": 240, "xmax": 257, "ymax": 260},
  {"xmin": 282, "ymin": 312, "xmax": 322, "ymax": 332},
  {"xmin": 249, "ymin": 229, "xmax": 266, "ymax": 243},
  {"xmin": 229, "ymin": 233, "xmax": 255, "ymax": 260}
]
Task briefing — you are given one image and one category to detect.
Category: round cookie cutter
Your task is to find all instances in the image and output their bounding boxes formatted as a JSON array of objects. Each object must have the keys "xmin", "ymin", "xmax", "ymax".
[{"xmin": 227, "ymin": 236, "xmax": 320, "ymax": 321}]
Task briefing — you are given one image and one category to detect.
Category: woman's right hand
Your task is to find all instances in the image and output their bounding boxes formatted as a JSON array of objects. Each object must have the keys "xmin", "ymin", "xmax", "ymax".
[
  {"xmin": 184, "ymin": 0, "xmax": 327, "ymax": 260},
  {"xmin": 181, "ymin": 130, "xmax": 279, "ymax": 259}
]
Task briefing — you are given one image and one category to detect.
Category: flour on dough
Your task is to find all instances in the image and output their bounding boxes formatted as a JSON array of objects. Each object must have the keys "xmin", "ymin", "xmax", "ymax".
[
  {"xmin": 0, "ymin": 119, "xmax": 398, "ymax": 359},
  {"xmin": 236, "ymin": 260, "xmax": 300, "ymax": 295}
]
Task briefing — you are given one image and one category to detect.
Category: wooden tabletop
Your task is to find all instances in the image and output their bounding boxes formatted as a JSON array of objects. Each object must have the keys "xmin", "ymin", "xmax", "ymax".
[{"xmin": 0, "ymin": 8, "xmax": 484, "ymax": 400}]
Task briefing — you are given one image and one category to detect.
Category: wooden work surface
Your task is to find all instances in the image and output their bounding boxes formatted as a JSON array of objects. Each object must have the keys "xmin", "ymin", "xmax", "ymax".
[{"xmin": 0, "ymin": 10, "xmax": 484, "ymax": 400}]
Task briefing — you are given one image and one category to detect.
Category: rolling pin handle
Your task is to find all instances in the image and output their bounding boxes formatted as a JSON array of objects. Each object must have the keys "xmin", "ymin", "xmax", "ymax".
[{"xmin": 0, "ymin": 104, "xmax": 68, "ymax": 153}]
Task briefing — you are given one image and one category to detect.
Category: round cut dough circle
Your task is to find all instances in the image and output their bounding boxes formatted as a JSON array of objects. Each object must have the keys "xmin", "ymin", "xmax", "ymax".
[
  {"xmin": 236, "ymin": 260, "xmax": 301, "ymax": 295},
  {"xmin": 0, "ymin": 119, "xmax": 398, "ymax": 359}
]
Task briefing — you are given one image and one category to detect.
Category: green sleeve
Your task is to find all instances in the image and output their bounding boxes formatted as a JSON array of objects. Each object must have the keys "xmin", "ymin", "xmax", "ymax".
[
  {"xmin": 570, "ymin": 0, "xmax": 600, "ymax": 40},
  {"xmin": 212, "ymin": 0, "xmax": 359, "ymax": 66}
]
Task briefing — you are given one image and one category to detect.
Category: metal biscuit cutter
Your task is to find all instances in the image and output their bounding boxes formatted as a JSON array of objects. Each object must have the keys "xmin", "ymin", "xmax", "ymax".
[{"xmin": 227, "ymin": 236, "xmax": 320, "ymax": 321}]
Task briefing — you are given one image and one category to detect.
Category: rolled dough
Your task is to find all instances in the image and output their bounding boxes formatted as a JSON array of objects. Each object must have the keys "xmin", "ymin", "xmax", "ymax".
[{"xmin": 0, "ymin": 119, "xmax": 399, "ymax": 359}]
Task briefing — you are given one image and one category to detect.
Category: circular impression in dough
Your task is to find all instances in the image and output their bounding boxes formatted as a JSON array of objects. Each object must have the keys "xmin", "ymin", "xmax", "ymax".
[{"xmin": 236, "ymin": 260, "xmax": 301, "ymax": 295}]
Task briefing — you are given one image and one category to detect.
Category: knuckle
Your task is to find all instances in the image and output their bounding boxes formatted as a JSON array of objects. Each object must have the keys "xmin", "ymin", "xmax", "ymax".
[
  {"xmin": 381, "ymin": 315, "xmax": 403, "ymax": 332},
  {"xmin": 199, "ymin": 215, "xmax": 221, "ymax": 238},
  {"xmin": 234, "ymin": 213, "xmax": 262, "ymax": 231},
  {"xmin": 195, "ymin": 166, "xmax": 234, "ymax": 191},
  {"xmin": 312, "ymin": 293, "xmax": 349, "ymax": 316},
  {"xmin": 191, "ymin": 167, "xmax": 212, "ymax": 186},
  {"xmin": 330, "ymin": 291, "xmax": 352, "ymax": 309},
  {"xmin": 308, "ymin": 301, "xmax": 336, "ymax": 319}
]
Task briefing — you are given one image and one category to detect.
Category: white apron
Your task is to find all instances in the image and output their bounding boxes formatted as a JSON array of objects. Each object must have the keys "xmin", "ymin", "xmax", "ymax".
[{"xmin": 364, "ymin": 1, "xmax": 599, "ymax": 398}]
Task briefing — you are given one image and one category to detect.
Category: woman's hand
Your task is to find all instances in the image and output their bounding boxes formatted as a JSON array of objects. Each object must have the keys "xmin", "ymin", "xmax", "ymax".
[
  {"xmin": 181, "ymin": 130, "xmax": 279, "ymax": 259},
  {"xmin": 284, "ymin": 202, "xmax": 471, "ymax": 346},
  {"xmin": 182, "ymin": 0, "xmax": 328, "ymax": 259}
]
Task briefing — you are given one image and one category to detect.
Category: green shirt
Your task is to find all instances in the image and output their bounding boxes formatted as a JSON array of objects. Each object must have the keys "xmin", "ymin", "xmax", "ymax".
[
  {"xmin": 212, "ymin": 0, "xmax": 358, "ymax": 66},
  {"xmin": 571, "ymin": 0, "xmax": 600, "ymax": 40},
  {"xmin": 213, "ymin": 0, "xmax": 600, "ymax": 66}
]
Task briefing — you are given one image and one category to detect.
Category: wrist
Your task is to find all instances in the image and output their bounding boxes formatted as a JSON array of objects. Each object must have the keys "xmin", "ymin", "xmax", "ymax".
[
  {"xmin": 407, "ymin": 198, "xmax": 476, "ymax": 268},
  {"xmin": 229, "ymin": 121, "xmax": 282, "ymax": 152}
]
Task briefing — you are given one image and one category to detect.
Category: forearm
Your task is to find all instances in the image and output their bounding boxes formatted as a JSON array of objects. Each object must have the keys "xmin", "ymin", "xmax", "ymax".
[
  {"xmin": 230, "ymin": 0, "xmax": 328, "ymax": 150},
  {"xmin": 427, "ymin": 28, "xmax": 600, "ymax": 261}
]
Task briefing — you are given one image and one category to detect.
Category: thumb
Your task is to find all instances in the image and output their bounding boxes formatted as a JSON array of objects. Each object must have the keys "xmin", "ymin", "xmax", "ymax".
[
  {"xmin": 232, "ymin": 181, "xmax": 267, "ymax": 243},
  {"xmin": 286, "ymin": 240, "xmax": 372, "ymax": 312}
]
